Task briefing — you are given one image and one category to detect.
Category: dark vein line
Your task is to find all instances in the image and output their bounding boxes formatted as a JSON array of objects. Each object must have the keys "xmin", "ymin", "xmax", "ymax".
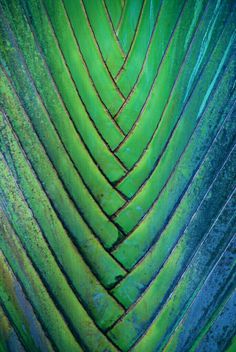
[
  {"xmin": 115, "ymin": 0, "xmax": 127, "ymax": 36},
  {"xmin": 108, "ymin": 183, "xmax": 236, "ymax": 342},
  {"xmin": 20, "ymin": 0, "xmax": 128, "ymax": 189},
  {"xmin": 0, "ymin": 301, "xmax": 33, "ymax": 352},
  {"xmin": 61, "ymin": 0, "xmax": 126, "ymax": 119},
  {"xmin": 0, "ymin": 161, "xmax": 123, "ymax": 350},
  {"xmin": 0, "ymin": 112, "xmax": 127, "ymax": 319},
  {"xmin": 164, "ymin": 279, "xmax": 236, "ymax": 351},
  {"xmin": 113, "ymin": 0, "xmax": 186, "ymax": 121},
  {"xmin": 0, "ymin": 14, "xmax": 126, "ymax": 244},
  {"xmin": 112, "ymin": 56, "xmax": 235, "ymax": 251},
  {"xmin": 113, "ymin": 0, "xmax": 211, "ymax": 189},
  {"xmin": 0, "ymin": 67, "xmax": 128, "ymax": 285},
  {"xmin": 80, "ymin": 0, "xmax": 125, "ymax": 88},
  {"xmin": 129, "ymin": 216, "xmax": 236, "ymax": 350},
  {"xmin": 110, "ymin": 99, "xmax": 236, "ymax": 293},
  {"xmin": 102, "ymin": 0, "xmax": 126, "ymax": 68},
  {"xmin": 41, "ymin": 0, "xmax": 127, "ymax": 158},
  {"xmin": 0, "ymin": 153, "xmax": 125, "ymax": 339},
  {"xmin": 112, "ymin": 18, "xmax": 232, "ymax": 228},
  {"xmin": 114, "ymin": 0, "xmax": 152, "ymax": 80},
  {"xmin": 113, "ymin": 0, "xmax": 195, "ymax": 150},
  {"xmin": 0, "ymin": 209, "xmax": 89, "ymax": 352},
  {"xmin": 128, "ymin": 155, "xmax": 236, "ymax": 319},
  {"xmin": 115, "ymin": 0, "xmax": 146, "ymax": 78},
  {"xmin": 0, "ymin": 251, "xmax": 59, "ymax": 352}
]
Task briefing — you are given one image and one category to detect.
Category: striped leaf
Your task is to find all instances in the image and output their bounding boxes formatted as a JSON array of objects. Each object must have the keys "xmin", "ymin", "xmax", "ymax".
[{"xmin": 0, "ymin": 0, "xmax": 235, "ymax": 351}]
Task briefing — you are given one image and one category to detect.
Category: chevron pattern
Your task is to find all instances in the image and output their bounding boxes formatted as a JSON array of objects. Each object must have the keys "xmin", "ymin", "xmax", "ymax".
[{"xmin": 0, "ymin": 0, "xmax": 235, "ymax": 351}]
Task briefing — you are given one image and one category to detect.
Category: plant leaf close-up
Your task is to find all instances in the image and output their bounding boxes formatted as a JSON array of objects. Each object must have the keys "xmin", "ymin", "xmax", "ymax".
[{"xmin": 0, "ymin": 0, "xmax": 235, "ymax": 351}]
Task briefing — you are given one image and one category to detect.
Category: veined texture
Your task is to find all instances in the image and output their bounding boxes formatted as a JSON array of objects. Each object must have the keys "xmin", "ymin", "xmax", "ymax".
[{"xmin": 0, "ymin": 0, "xmax": 235, "ymax": 351}]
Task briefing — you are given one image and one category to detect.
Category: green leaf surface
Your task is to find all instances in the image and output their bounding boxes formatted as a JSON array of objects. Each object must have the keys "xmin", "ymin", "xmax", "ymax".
[{"xmin": 0, "ymin": 1, "xmax": 235, "ymax": 351}]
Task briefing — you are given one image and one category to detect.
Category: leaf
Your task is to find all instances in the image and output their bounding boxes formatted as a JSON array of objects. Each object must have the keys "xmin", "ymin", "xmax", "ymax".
[{"xmin": 0, "ymin": 0, "xmax": 235, "ymax": 351}]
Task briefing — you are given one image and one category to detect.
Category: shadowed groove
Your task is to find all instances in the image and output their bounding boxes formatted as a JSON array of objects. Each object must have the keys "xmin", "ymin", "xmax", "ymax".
[
  {"xmin": 104, "ymin": 0, "xmax": 124, "ymax": 32},
  {"xmin": 111, "ymin": 70, "xmax": 235, "ymax": 268},
  {"xmin": 114, "ymin": 0, "xmax": 229, "ymax": 195},
  {"xmin": 0, "ymin": 155, "xmax": 120, "ymax": 352},
  {"xmin": 41, "ymin": 0, "xmax": 125, "ymax": 149},
  {"xmin": 116, "ymin": 0, "xmax": 143, "ymax": 55},
  {"xmin": 131, "ymin": 226, "xmax": 236, "ymax": 352},
  {"xmin": 112, "ymin": 106, "xmax": 235, "ymax": 280},
  {"xmin": 61, "ymin": 0, "xmax": 125, "ymax": 119},
  {"xmin": 115, "ymin": 0, "xmax": 145, "ymax": 72},
  {"xmin": 63, "ymin": 0, "xmax": 126, "ymax": 112},
  {"xmin": 0, "ymin": 202, "xmax": 86, "ymax": 352},
  {"xmin": 112, "ymin": 25, "xmax": 235, "ymax": 237},
  {"xmin": 0, "ymin": 65, "xmax": 123, "ymax": 249},
  {"xmin": 114, "ymin": 0, "xmax": 162, "ymax": 88},
  {"xmin": 113, "ymin": 0, "xmax": 207, "ymax": 161},
  {"xmin": 0, "ymin": 303, "xmax": 27, "ymax": 352},
  {"xmin": 108, "ymin": 183, "xmax": 236, "ymax": 350},
  {"xmin": 186, "ymin": 289, "xmax": 236, "ymax": 352},
  {"xmin": 163, "ymin": 275, "xmax": 236, "ymax": 352},
  {"xmin": 39, "ymin": 0, "xmax": 127, "ymax": 163},
  {"xmin": 0, "ymin": 251, "xmax": 55, "ymax": 352},
  {"xmin": 113, "ymin": 0, "xmax": 187, "ymax": 128},
  {"xmin": 102, "ymin": 0, "xmax": 125, "ymax": 55},
  {"xmin": 110, "ymin": 96, "xmax": 236, "ymax": 307},
  {"xmin": 20, "ymin": 0, "xmax": 129, "ymax": 181},
  {"xmin": 1, "ymin": 0, "xmax": 127, "ymax": 217},
  {"xmin": 0, "ymin": 210, "xmax": 85, "ymax": 352},
  {"xmin": 0, "ymin": 1, "xmax": 235, "ymax": 351},
  {"xmin": 111, "ymin": 130, "xmax": 236, "ymax": 308},
  {"xmin": 0, "ymin": 111, "xmax": 126, "ymax": 329},
  {"xmin": 81, "ymin": 0, "xmax": 125, "ymax": 77},
  {"xmin": 0, "ymin": 68, "xmax": 127, "ymax": 288},
  {"xmin": 0, "ymin": 16, "xmax": 126, "ymax": 250}
]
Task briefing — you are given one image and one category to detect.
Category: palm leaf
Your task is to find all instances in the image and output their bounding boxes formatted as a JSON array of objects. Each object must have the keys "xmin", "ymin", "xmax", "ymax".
[{"xmin": 0, "ymin": 0, "xmax": 235, "ymax": 351}]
